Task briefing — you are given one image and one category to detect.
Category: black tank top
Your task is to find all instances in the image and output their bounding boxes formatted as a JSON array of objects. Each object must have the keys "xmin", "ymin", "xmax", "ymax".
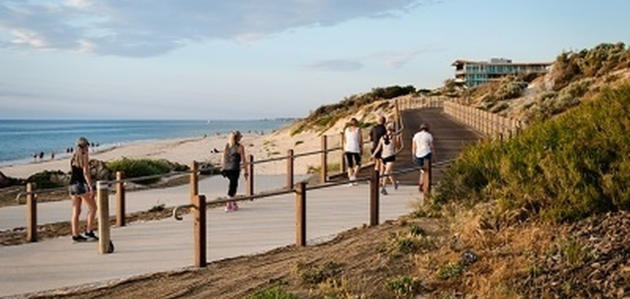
[{"xmin": 69, "ymin": 156, "xmax": 86, "ymax": 184}]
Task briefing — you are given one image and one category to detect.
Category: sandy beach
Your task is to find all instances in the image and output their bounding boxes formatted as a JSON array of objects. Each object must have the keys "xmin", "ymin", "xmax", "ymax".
[{"xmin": 0, "ymin": 98, "xmax": 396, "ymax": 180}]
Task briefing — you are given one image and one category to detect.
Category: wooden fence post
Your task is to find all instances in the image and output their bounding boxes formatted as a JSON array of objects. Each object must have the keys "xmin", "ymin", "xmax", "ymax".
[
  {"xmin": 340, "ymin": 132, "xmax": 346, "ymax": 175},
  {"xmin": 97, "ymin": 181, "xmax": 111, "ymax": 254},
  {"xmin": 287, "ymin": 149, "xmax": 294, "ymax": 189},
  {"xmin": 25, "ymin": 182, "xmax": 36, "ymax": 242},
  {"xmin": 369, "ymin": 168, "xmax": 379, "ymax": 227},
  {"xmin": 295, "ymin": 182, "xmax": 306, "ymax": 247},
  {"xmin": 247, "ymin": 155, "xmax": 255, "ymax": 196},
  {"xmin": 193, "ymin": 195, "xmax": 207, "ymax": 267},
  {"xmin": 321, "ymin": 135, "xmax": 328, "ymax": 183},
  {"xmin": 423, "ymin": 160, "xmax": 432, "ymax": 198},
  {"xmin": 115, "ymin": 171, "xmax": 125, "ymax": 227},
  {"xmin": 190, "ymin": 161, "xmax": 198, "ymax": 204}
]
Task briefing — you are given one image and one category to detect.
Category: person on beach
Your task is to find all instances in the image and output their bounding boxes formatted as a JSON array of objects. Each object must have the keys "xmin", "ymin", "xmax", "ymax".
[
  {"xmin": 39, "ymin": 152, "xmax": 44, "ymax": 160},
  {"xmin": 370, "ymin": 116, "xmax": 387, "ymax": 173},
  {"xmin": 412, "ymin": 123, "xmax": 436, "ymax": 192},
  {"xmin": 221, "ymin": 131, "xmax": 248, "ymax": 212},
  {"xmin": 372, "ymin": 122, "xmax": 400, "ymax": 195},
  {"xmin": 343, "ymin": 118, "xmax": 363, "ymax": 184},
  {"xmin": 68, "ymin": 137, "xmax": 98, "ymax": 242}
]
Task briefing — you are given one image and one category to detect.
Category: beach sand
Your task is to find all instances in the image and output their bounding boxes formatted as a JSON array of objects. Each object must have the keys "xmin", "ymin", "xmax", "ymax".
[{"xmin": 0, "ymin": 98, "xmax": 397, "ymax": 179}]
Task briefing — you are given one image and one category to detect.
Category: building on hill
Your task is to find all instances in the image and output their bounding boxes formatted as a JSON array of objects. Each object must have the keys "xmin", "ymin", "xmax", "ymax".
[{"xmin": 452, "ymin": 58, "xmax": 551, "ymax": 87}]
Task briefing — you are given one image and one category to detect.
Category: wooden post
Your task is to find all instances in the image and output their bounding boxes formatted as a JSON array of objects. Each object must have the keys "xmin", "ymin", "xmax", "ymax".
[
  {"xmin": 97, "ymin": 181, "xmax": 111, "ymax": 254},
  {"xmin": 320, "ymin": 135, "xmax": 328, "ymax": 183},
  {"xmin": 369, "ymin": 168, "xmax": 379, "ymax": 227},
  {"xmin": 193, "ymin": 195, "xmax": 207, "ymax": 267},
  {"xmin": 423, "ymin": 159, "xmax": 432, "ymax": 198},
  {"xmin": 25, "ymin": 183, "xmax": 36, "ymax": 242},
  {"xmin": 286, "ymin": 149, "xmax": 294, "ymax": 189},
  {"xmin": 340, "ymin": 132, "xmax": 346, "ymax": 175},
  {"xmin": 247, "ymin": 154, "xmax": 254, "ymax": 196},
  {"xmin": 190, "ymin": 161, "xmax": 198, "ymax": 204},
  {"xmin": 295, "ymin": 182, "xmax": 306, "ymax": 247},
  {"xmin": 115, "ymin": 171, "xmax": 125, "ymax": 227}
]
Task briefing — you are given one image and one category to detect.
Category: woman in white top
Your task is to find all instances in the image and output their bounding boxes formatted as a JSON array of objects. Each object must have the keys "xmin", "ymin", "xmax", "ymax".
[
  {"xmin": 371, "ymin": 122, "xmax": 400, "ymax": 195},
  {"xmin": 343, "ymin": 118, "xmax": 363, "ymax": 183},
  {"xmin": 412, "ymin": 123, "xmax": 436, "ymax": 192}
]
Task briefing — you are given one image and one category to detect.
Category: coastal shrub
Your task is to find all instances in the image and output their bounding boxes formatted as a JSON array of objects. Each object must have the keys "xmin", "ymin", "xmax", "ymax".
[
  {"xmin": 297, "ymin": 261, "xmax": 343, "ymax": 285},
  {"xmin": 435, "ymin": 85, "xmax": 630, "ymax": 222},
  {"xmin": 385, "ymin": 275, "xmax": 420, "ymax": 298},
  {"xmin": 552, "ymin": 42, "xmax": 630, "ymax": 90},
  {"xmin": 106, "ymin": 158, "xmax": 171, "ymax": 184},
  {"xmin": 27, "ymin": 170, "xmax": 67, "ymax": 189},
  {"xmin": 247, "ymin": 286, "xmax": 297, "ymax": 299}
]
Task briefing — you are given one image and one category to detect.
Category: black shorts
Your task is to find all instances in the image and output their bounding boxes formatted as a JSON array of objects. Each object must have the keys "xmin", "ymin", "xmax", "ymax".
[
  {"xmin": 382, "ymin": 155, "xmax": 396, "ymax": 163},
  {"xmin": 68, "ymin": 182, "xmax": 88, "ymax": 196},
  {"xmin": 415, "ymin": 153, "xmax": 432, "ymax": 168},
  {"xmin": 345, "ymin": 152, "xmax": 361, "ymax": 168},
  {"xmin": 371, "ymin": 148, "xmax": 382, "ymax": 159}
]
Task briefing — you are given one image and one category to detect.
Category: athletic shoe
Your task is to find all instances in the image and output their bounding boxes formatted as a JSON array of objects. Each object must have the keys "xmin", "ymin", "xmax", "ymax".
[
  {"xmin": 72, "ymin": 235, "xmax": 88, "ymax": 243},
  {"xmin": 381, "ymin": 188, "xmax": 388, "ymax": 195},
  {"xmin": 394, "ymin": 180, "xmax": 399, "ymax": 190},
  {"xmin": 233, "ymin": 202, "xmax": 239, "ymax": 211},
  {"xmin": 83, "ymin": 230, "xmax": 99, "ymax": 241}
]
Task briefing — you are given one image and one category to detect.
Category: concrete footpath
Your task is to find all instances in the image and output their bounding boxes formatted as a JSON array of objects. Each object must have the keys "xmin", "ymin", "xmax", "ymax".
[
  {"xmin": 0, "ymin": 183, "xmax": 420, "ymax": 297},
  {"xmin": 0, "ymin": 174, "xmax": 306, "ymax": 230}
]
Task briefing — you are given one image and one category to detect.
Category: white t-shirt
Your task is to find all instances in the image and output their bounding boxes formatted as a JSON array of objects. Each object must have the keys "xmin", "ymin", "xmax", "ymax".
[
  {"xmin": 412, "ymin": 131, "xmax": 433, "ymax": 158},
  {"xmin": 344, "ymin": 127, "xmax": 361, "ymax": 153}
]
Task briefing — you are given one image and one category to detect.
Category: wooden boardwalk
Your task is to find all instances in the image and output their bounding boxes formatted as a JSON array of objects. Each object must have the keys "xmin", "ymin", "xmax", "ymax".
[{"xmin": 355, "ymin": 107, "xmax": 479, "ymax": 185}]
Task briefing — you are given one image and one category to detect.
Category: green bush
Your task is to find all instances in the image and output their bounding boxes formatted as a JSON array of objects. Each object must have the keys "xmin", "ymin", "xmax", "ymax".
[
  {"xmin": 27, "ymin": 170, "xmax": 66, "ymax": 189},
  {"xmin": 297, "ymin": 261, "xmax": 343, "ymax": 285},
  {"xmin": 436, "ymin": 85, "xmax": 630, "ymax": 222},
  {"xmin": 247, "ymin": 286, "xmax": 297, "ymax": 299},
  {"xmin": 106, "ymin": 158, "xmax": 171, "ymax": 184},
  {"xmin": 437, "ymin": 263, "xmax": 463, "ymax": 280},
  {"xmin": 552, "ymin": 42, "xmax": 630, "ymax": 90},
  {"xmin": 385, "ymin": 275, "xmax": 420, "ymax": 298}
]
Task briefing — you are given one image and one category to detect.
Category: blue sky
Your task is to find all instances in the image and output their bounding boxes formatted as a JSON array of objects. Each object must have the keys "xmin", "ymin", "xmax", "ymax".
[{"xmin": 0, "ymin": 0, "xmax": 629, "ymax": 119}]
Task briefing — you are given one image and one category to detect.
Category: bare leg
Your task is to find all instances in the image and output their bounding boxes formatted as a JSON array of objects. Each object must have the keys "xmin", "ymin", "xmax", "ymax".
[
  {"xmin": 384, "ymin": 163, "xmax": 395, "ymax": 188},
  {"xmin": 71, "ymin": 196, "xmax": 82, "ymax": 236},
  {"xmin": 82, "ymin": 193, "xmax": 97, "ymax": 232}
]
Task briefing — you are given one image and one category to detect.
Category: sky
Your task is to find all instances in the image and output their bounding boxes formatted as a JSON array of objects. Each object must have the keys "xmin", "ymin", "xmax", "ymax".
[{"xmin": 0, "ymin": 0, "xmax": 629, "ymax": 120}]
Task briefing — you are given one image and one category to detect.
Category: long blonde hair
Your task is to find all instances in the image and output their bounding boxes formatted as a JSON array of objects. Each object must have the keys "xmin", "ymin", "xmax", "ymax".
[
  {"xmin": 72, "ymin": 137, "xmax": 89, "ymax": 168},
  {"xmin": 228, "ymin": 131, "xmax": 242, "ymax": 147}
]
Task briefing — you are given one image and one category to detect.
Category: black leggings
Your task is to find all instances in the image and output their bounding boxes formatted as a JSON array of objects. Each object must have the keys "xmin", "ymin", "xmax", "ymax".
[{"xmin": 224, "ymin": 170, "xmax": 240, "ymax": 197}]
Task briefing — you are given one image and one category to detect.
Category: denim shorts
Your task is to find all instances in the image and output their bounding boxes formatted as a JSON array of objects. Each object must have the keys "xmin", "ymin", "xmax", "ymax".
[
  {"xmin": 68, "ymin": 182, "xmax": 88, "ymax": 196},
  {"xmin": 415, "ymin": 153, "xmax": 432, "ymax": 168}
]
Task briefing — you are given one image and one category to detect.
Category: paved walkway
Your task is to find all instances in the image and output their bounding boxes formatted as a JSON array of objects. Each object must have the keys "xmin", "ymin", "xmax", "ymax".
[
  {"xmin": 0, "ymin": 174, "xmax": 306, "ymax": 230},
  {"xmin": 0, "ymin": 184, "xmax": 419, "ymax": 297}
]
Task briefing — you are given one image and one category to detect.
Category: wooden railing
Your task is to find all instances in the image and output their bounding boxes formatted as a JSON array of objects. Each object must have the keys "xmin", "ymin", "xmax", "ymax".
[{"xmin": 443, "ymin": 101, "xmax": 523, "ymax": 140}]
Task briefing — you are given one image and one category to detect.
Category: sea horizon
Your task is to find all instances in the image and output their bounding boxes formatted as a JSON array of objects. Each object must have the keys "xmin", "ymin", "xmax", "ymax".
[{"xmin": 0, "ymin": 119, "xmax": 291, "ymax": 166}]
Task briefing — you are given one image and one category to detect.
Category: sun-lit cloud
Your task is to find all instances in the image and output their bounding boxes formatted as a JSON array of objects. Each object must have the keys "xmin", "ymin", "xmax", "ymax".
[{"xmin": 0, "ymin": 0, "xmax": 429, "ymax": 57}]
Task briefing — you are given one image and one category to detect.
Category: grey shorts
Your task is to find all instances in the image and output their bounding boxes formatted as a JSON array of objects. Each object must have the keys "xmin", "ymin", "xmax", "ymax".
[{"xmin": 68, "ymin": 183, "xmax": 88, "ymax": 196}]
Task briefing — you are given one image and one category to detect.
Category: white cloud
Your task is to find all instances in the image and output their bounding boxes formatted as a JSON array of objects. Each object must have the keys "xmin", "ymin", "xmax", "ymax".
[
  {"xmin": 0, "ymin": 0, "xmax": 431, "ymax": 57},
  {"xmin": 10, "ymin": 29, "xmax": 46, "ymax": 48}
]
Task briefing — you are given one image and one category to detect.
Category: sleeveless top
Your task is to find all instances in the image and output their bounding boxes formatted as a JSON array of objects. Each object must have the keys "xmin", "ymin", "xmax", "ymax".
[
  {"xmin": 69, "ymin": 155, "xmax": 86, "ymax": 184},
  {"xmin": 381, "ymin": 134, "xmax": 396, "ymax": 158},
  {"xmin": 344, "ymin": 127, "xmax": 361, "ymax": 153},
  {"xmin": 223, "ymin": 143, "xmax": 241, "ymax": 171}
]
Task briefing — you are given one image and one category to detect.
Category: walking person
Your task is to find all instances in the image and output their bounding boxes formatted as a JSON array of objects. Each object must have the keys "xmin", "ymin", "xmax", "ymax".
[
  {"xmin": 372, "ymin": 122, "xmax": 400, "ymax": 195},
  {"xmin": 343, "ymin": 118, "xmax": 363, "ymax": 184},
  {"xmin": 221, "ymin": 131, "xmax": 248, "ymax": 212},
  {"xmin": 412, "ymin": 123, "xmax": 436, "ymax": 192},
  {"xmin": 370, "ymin": 116, "xmax": 387, "ymax": 173},
  {"xmin": 68, "ymin": 137, "xmax": 98, "ymax": 243}
]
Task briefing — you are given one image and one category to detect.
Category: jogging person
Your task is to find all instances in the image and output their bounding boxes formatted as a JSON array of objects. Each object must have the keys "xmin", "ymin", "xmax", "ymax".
[
  {"xmin": 412, "ymin": 123, "xmax": 436, "ymax": 192},
  {"xmin": 343, "ymin": 118, "xmax": 363, "ymax": 184},
  {"xmin": 370, "ymin": 116, "xmax": 387, "ymax": 173},
  {"xmin": 221, "ymin": 130, "xmax": 248, "ymax": 212},
  {"xmin": 372, "ymin": 122, "xmax": 400, "ymax": 195},
  {"xmin": 68, "ymin": 137, "xmax": 98, "ymax": 243}
]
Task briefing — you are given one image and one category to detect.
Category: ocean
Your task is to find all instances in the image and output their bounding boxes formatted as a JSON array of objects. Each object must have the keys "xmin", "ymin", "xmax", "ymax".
[{"xmin": 0, "ymin": 119, "xmax": 290, "ymax": 165}]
